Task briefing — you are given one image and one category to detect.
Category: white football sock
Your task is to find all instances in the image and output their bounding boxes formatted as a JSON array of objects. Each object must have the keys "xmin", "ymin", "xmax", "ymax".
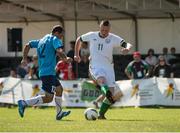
[
  {"xmin": 25, "ymin": 95, "xmax": 43, "ymax": 106},
  {"xmin": 55, "ymin": 96, "xmax": 62, "ymax": 116}
]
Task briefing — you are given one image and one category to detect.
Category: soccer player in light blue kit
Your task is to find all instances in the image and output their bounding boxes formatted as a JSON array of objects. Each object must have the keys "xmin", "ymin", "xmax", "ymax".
[{"xmin": 18, "ymin": 25, "xmax": 71, "ymax": 120}]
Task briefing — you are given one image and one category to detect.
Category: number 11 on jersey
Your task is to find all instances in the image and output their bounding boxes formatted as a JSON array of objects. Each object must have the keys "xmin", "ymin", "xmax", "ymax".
[{"xmin": 98, "ymin": 44, "xmax": 103, "ymax": 51}]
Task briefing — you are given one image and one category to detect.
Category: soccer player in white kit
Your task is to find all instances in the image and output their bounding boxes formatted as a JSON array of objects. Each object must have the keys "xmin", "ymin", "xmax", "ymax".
[{"xmin": 74, "ymin": 20, "xmax": 132, "ymax": 119}]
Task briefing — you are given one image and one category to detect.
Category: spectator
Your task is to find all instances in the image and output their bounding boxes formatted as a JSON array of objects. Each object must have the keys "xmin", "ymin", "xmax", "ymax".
[
  {"xmin": 9, "ymin": 69, "xmax": 17, "ymax": 78},
  {"xmin": 145, "ymin": 48, "xmax": 158, "ymax": 77},
  {"xmin": 80, "ymin": 41, "xmax": 89, "ymax": 57},
  {"xmin": 56, "ymin": 59, "xmax": 75, "ymax": 80},
  {"xmin": 162, "ymin": 47, "xmax": 168, "ymax": 55},
  {"xmin": 145, "ymin": 48, "xmax": 158, "ymax": 66},
  {"xmin": 153, "ymin": 55, "xmax": 174, "ymax": 78},
  {"xmin": 78, "ymin": 55, "xmax": 89, "ymax": 78},
  {"xmin": 161, "ymin": 47, "xmax": 171, "ymax": 64},
  {"xmin": 28, "ymin": 55, "xmax": 39, "ymax": 80},
  {"xmin": 168, "ymin": 47, "xmax": 180, "ymax": 77},
  {"xmin": 170, "ymin": 47, "xmax": 176, "ymax": 55},
  {"xmin": 67, "ymin": 41, "xmax": 75, "ymax": 59},
  {"xmin": 67, "ymin": 41, "xmax": 76, "ymax": 78},
  {"xmin": 169, "ymin": 47, "xmax": 177, "ymax": 65},
  {"xmin": 125, "ymin": 51, "xmax": 150, "ymax": 79},
  {"xmin": 26, "ymin": 56, "xmax": 33, "ymax": 71},
  {"xmin": 16, "ymin": 63, "xmax": 28, "ymax": 78}
]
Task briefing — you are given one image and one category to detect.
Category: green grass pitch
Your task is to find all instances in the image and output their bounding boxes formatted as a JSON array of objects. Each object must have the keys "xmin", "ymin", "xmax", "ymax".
[{"xmin": 0, "ymin": 107, "xmax": 180, "ymax": 132}]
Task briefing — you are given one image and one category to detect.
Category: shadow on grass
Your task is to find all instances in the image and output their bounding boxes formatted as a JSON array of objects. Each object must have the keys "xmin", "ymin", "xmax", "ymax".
[
  {"xmin": 108, "ymin": 119, "xmax": 158, "ymax": 122},
  {"xmin": 56, "ymin": 119, "xmax": 74, "ymax": 122}
]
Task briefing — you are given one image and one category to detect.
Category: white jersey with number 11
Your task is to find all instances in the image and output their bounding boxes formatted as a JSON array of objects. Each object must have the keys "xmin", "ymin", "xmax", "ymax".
[{"xmin": 81, "ymin": 31, "xmax": 124, "ymax": 68}]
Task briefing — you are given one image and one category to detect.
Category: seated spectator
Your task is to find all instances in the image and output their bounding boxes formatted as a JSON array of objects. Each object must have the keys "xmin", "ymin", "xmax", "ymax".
[
  {"xmin": 170, "ymin": 47, "xmax": 176, "ymax": 55},
  {"xmin": 80, "ymin": 41, "xmax": 89, "ymax": 57},
  {"xmin": 145, "ymin": 48, "xmax": 158, "ymax": 77},
  {"xmin": 125, "ymin": 51, "xmax": 150, "ymax": 79},
  {"xmin": 160, "ymin": 47, "xmax": 171, "ymax": 64},
  {"xmin": 9, "ymin": 69, "xmax": 17, "ymax": 78},
  {"xmin": 56, "ymin": 59, "xmax": 75, "ymax": 80},
  {"xmin": 78, "ymin": 55, "xmax": 89, "ymax": 78},
  {"xmin": 67, "ymin": 41, "xmax": 75, "ymax": 59},
  {"xmin": 28, "ymin": 55, "xmax": 39, "ymax": 80},
  {"xmin": 153, "ymin": 55, "xmax": 174, "ymax": 78},
  {"xmin": 168, "ymin": 47, "xmax": 178, "ymax": 65},
  {"xmin": 16, "ymin": 63, "xmax": 28, "ymax": 78},
  {"xmin": 145, "ymin": 48, "xmax": 158, "ymax": 66},
  {"xmin": 67, "ymin": 41, "xmax": 76, "ymax": 78}
]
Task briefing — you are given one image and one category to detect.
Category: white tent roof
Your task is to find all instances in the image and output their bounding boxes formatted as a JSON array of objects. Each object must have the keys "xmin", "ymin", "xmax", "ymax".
[{"xmin": 0, "ymin": 0, "xmax": 180, "ymax": 22}]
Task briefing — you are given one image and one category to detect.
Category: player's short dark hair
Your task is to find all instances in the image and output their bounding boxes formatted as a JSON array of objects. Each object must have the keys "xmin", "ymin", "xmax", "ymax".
[
  {"xmin": 52, "ymin": 25, "xmax": 64, "ymax": 34},
  {"xmin": 100, "ymin": 20, "xmax": 110, "ymax": 26}
]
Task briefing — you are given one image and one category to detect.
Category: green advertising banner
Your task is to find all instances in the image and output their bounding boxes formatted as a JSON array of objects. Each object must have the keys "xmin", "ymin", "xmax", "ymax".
[{"xmin": 81, "ymin": 81, "xmax": 101, "ymax": 101}]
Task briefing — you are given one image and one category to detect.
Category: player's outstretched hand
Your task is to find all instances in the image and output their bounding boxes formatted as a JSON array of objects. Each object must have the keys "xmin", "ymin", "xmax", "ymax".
[
  {"xmin": 121, "ymin": 43, "xmax": 132, "ymax": 55},
  {"xmin": 74, "ymin": 55, "xmax": 81, "ymax": 63},
  {"xmin": 126, "ymin": 43, "xmax": 132, "ymax": 49}
]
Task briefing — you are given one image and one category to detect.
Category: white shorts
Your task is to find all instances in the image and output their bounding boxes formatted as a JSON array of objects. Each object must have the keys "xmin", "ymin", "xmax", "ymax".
[{"xmin": 89, "ymin": 66, "xmax": 116, "ymax": 88}]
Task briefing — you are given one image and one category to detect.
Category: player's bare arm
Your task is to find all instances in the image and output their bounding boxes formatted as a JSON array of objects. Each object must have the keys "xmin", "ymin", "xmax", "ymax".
[
  {"xmin": 74, "ymin": 36, "xmax": 82, "ymax": 63},
  {"xmin": 56, "ymin": 48, "xmax": 72, "ymax": 63},
  {"xmin": 21, "ymin": 43, "xmax": 31, "ymax": 65}
]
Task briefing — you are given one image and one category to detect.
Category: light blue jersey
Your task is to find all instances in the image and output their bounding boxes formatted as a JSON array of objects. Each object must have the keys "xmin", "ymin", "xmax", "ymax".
[{"xmin": 29, "ymin": 34, "xmax": 63, "ymax": 77}]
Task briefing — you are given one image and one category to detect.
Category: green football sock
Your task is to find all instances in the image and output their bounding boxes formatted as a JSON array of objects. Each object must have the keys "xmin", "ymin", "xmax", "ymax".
[
  {"xmin": 100, "ymin": 85, "xmax": 109, "ymax": 95},
  {"xmin": 99, "ymin": 99, "xmax": 111, "ymax": 116}
]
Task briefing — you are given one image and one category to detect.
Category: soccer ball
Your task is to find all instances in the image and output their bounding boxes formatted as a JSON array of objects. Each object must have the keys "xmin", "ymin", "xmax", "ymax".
[{"xmin": 84, "ymin": 108, "xmax": 98, "ymax": 120}]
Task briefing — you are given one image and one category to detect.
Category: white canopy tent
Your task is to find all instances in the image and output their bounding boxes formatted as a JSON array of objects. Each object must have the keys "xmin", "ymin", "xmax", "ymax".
[
  {"xmin": 0, "ymin": 0, "xmax": 180, "ymax": 56},
  {"xmin": 1, "ymin": 0, "xmax": 180, "ymax": 21}
]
